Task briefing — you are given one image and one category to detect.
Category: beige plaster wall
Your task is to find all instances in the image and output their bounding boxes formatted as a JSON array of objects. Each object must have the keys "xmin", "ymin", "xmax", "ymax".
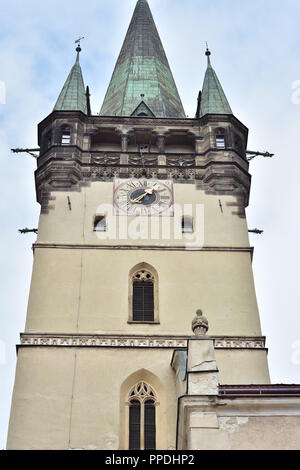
[
  {"xmin": 25, "ymin": 248, "xmax": 262, "ymax": 337},
  {"xmin": 36, "ymin": 182, "xmax": 250, "ymax": 248},
  {"xmin": 7, "ymin": 347, "xmax": 177, "ymax": 450},
  {"xmin": 8, "ymin": 180, "xmax": 272, "ymax": 450},
  {"xmin": 215, "ymin": 350, "xmax": 270, "ymax": 385},
  {"xmin": 188, "ymin": 415, "xmax": 300, "ymax": 450},
  {"xmin": 28, "ymin": 181, "xmax": 261, "ymax": 336}
]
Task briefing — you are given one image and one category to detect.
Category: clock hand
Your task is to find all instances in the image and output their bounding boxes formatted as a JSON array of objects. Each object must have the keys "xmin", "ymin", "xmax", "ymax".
[
  {"xmin": 130, "ymin": 184, "xmax": 160, "ymax": 203},
  {"xmin": 131, "ymin": 192, "xmax": 148, "ymax": 203},
  {"xmin": 144, "ymin": 184, "xmax": 160, "ymax": 195}
]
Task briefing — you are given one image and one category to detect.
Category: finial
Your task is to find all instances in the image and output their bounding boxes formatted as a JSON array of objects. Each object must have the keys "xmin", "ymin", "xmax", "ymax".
[
  {"xmin": 141, "ymin": 93, "xmax": 145, "ymax": 99},
  {"xmin": 75, "ymin": 36, "xmax": 84, "ymax": 56},
  {"xmin": 205, "ymin": 42, "xmax": 211, "ymax": 65},
  {"xmin": 192, "ymin": 309, "xmax": 209, "ymax": 336}
]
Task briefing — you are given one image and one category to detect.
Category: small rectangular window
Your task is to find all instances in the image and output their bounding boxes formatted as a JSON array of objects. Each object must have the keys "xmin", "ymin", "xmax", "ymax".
[
  {"xmin": 182, "ymin": 216, "xmax": 194, "ymax": 234},
  {"xmin": 94, "ymin": 216, "xmax": 107, "ymax": 232},
  {"xmin": 61, "ymin": 131, "xmax": 71, "ymax": 145},
  {"xmin": 216, "ymin": 136, "xmax": 225, "ymax": 149}
]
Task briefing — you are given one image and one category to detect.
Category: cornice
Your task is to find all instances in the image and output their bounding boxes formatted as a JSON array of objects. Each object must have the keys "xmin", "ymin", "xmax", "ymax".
[
  {"xmin": 38, "ymin": 111, "xmax": 248, "ymax": 137},
  {"xmin": 179, "ymin": 394, "xmax": 300, "ymax": 414},
  {"xmin": 32, "ymin": 244, "xmax": 254, "ymax": 256}
]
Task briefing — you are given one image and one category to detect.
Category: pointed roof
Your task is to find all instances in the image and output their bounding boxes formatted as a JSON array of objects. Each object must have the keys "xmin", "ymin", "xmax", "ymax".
[
  {"xmin": 54, "ymin": 45, "xmax": 87, "ymax": 113},
  {"xmin": 100, "ymin": 0, "xmax": 185, "ymax": 118},
  {"xmin": 200, "ymin": 48, "xmax": 232, "ymax": 117}
]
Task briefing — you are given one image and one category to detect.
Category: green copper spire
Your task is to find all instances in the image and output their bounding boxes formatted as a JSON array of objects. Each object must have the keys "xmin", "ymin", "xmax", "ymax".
[
  {"xmin": 54, "ymin": 44, "xmax": 87, "ymax": 113},
  {"xmin": 100, "ymin": 0, "xmax": 185, "ymax": 118},
  {"xmin": 200, "ymin": 48, "xmax": 232, "ymax": 117}
]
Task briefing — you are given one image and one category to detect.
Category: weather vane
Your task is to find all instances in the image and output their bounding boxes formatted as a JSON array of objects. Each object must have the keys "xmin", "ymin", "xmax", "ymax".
[{"xmin": 75, "ymin": 36, "xmax": 85, "ymax": 46}]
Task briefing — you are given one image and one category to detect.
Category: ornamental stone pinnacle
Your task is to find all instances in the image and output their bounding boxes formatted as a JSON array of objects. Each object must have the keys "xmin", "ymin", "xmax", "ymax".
[{"xmin": 192, "ymin": 310, "xmax": 209, "ymax": 336}]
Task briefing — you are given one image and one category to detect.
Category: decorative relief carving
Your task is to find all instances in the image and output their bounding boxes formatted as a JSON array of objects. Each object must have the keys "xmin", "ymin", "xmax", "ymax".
[
  {"xmin": 92, "ymin": 154, "xmax": 120, "ymax": 166},
  {"xmin": 128, "ymin": 382, "xmax": 157, "ymax": 403},
  {"xmin": 133, "ymin": 269, "xmax": 155, "ymax": 282},
  {"xmin": 128, "ymin": 154, "xmax": 158, "ymax": 166},
  {"xmin": 214, "ymin": 339, "xmax": 265, "ymax": 349},
  {"xmin": 166, "ymin": 155, "xmax": 195, "ymax": 167},
  {"xmin": 192, "ymin": 310, "xmax": 209, "ymax": 336},
  {"xmin": 19, "ymin": 335, "xmax": 266, "ymax": 350}
]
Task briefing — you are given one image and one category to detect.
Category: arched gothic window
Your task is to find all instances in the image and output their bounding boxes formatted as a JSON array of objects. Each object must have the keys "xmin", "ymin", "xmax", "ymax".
[
  {"xmin": 132, "ymin": 269, "xmax": 155, "ymax": 323},
  {"xmin": 129, "ymin": 264, "xmax": 159, "ymax": 324},
  {"xmin": 128, "ymin": 382, "xmax": 157, "ymax": 450}
]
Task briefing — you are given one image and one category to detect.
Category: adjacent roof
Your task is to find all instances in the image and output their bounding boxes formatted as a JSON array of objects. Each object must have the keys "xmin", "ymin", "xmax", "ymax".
[
  {"xmin": 54, "ymin": 46, "xmax": 87, "ymax": 114},
  {"xmin": 100, "ymin": 0, "xmax": 185, "ymax": 118},
  {"xmin": 200, "ymin": 49, "xmax": 232, "ymax": 117}
]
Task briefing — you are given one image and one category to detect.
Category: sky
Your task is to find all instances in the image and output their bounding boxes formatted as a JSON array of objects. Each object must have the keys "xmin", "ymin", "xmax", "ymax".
[{"xmin": 0, "ymin": 0, "xmax": 300, "ymax": 449}]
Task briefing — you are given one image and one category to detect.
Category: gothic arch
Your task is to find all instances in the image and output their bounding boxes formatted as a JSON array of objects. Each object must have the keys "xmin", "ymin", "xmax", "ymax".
[
  {"xmin": 128, "ymin": 263, "xmax": 159, "ymax": 323},
  {"xmin": 119, "ymin": 369, "xmax": 167, "ymax": 450},
  {"xmin": 54, "ymin": 122, "xmax": 74, "ymax": 145}
]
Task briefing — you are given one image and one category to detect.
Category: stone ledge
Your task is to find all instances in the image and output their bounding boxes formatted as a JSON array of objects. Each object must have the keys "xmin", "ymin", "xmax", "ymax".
[
  {"xmin": 18, "ymin": 334, "xmax": 266, "ymax": 350},
  {"xmin": 32, "ymin": 243, "xmax": 255, "ymax": 254}
]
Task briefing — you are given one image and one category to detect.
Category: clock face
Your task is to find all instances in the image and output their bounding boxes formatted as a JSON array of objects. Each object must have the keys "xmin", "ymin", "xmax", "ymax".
[{"xmin": 114, "ymin": 178, "xmax": 174, "ymax": 216}]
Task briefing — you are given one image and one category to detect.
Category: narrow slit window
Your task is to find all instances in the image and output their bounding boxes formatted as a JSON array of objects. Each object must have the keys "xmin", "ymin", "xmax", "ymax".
[
  {"xmin": 129, "ymin": 401, "xmax": 141, "ymax": 450},
  {"xmin": 144, "ymin": 400, "xmax": 156, "ymax": 450},
  {"xmin": 94, "ymin": 216, "xmax": 107, "ymax": 232},
  {"xmin": 182, "ymin": 216, "xmax": 194, "ymax": 234}
]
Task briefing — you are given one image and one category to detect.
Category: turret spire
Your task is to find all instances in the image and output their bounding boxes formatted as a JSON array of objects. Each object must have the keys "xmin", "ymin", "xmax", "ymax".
[
  {"xmin": 100, "ymin": 0, "xmax": 185, "ymax": 118},
  {"xmin": 53, "ymin": 42, "xmax": 87, "ymax": 114},
  {"xmin": 199, "ymin": 47, "xmax": 232, "ymax": 117}
]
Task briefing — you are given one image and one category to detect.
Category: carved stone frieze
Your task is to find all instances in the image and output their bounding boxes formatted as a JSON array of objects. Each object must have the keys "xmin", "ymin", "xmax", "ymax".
[
  {"xmin": 166, "ymin": 155, "xmax": 195, "ymax": 167},
  {"xmin": 19, "ymin": 334, "xmax": 266, "ymax": 350}
]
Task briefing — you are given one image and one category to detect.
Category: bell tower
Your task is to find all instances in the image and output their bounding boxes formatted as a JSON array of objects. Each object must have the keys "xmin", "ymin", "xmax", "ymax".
[{"xmin": 7, "ymin": 0, "xmax": 300, "ymax": 451}]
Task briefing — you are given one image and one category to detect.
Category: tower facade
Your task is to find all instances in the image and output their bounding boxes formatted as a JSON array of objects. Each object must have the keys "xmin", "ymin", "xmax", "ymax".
[{"xmin": 7, "ymin": 0, "xmax": 300, "ymax": 450}]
